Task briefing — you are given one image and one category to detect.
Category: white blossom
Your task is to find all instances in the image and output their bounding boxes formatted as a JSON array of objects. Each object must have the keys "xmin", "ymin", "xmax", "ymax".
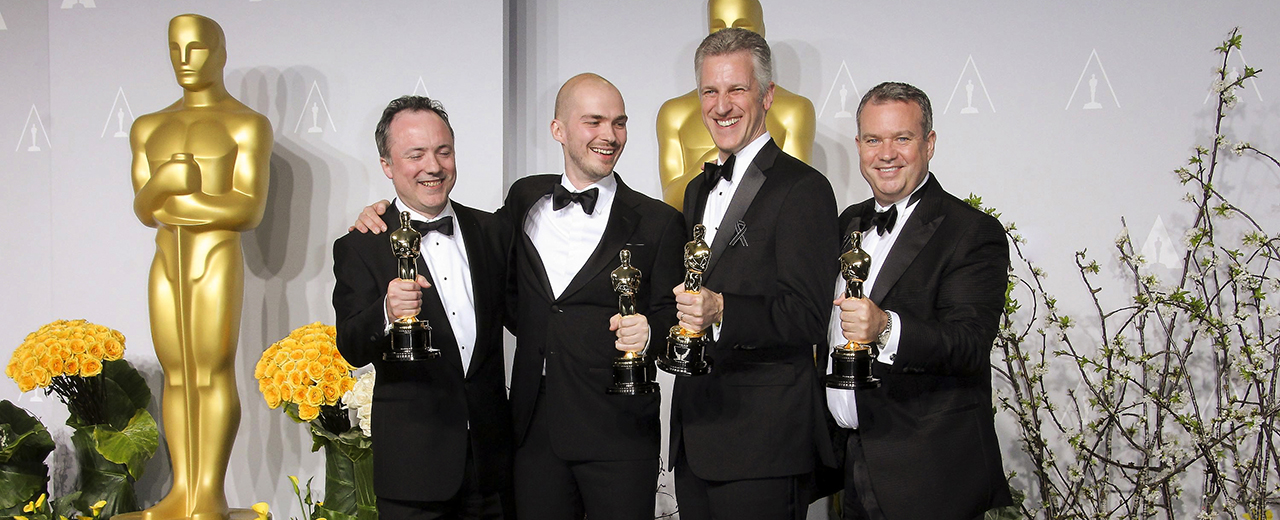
[
  {"xmin": 343, "ymin": 369, "xmax": 377, "ymax": 437},
  {"xmin": 1232, "ymin": 141, "xmax": 1248, "ymax": 156},
  {"xmin": 1211, "ymin": 80, "xmax": 1228, "ymax": 93}
]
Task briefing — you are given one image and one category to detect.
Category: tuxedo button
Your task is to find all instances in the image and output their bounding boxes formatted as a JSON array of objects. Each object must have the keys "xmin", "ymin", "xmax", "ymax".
[
  {"xmin": 551, "ymin": 305, "xmax": 562, "ymax": 313},
  {"xmin": 889, "ymin": 353, "xmax": 896, "ymax": 362}
]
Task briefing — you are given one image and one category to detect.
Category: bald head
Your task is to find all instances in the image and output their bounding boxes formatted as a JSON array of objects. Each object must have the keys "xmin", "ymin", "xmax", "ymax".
[{"xmin": 554, "ymin": 73, "xmax": 622, "ymax": 120}]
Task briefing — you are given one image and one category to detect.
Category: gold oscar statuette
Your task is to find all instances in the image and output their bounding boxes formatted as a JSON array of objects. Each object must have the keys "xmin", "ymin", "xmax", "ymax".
[
  {"xmin": 657, "ymin": 224, "xmax": 714, "ymax": 376},
  {"xmin": 385, "ymin": 211, "xmax": 438, "ymax": 362},
  {"xmin": 826, "ymin": 231, "xmax": 881, "ymax": 390},
  {"xmin": 128, "ymin": 13, "xmax": 271, "ymax": 520},
  {"xmin": 607, "ymin": 250, "xmax": 659, "ymax": 395}
]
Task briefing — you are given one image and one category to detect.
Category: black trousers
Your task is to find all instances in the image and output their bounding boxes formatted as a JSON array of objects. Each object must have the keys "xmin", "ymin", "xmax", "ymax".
[
  {"xmin": 673, "ymin": 448, "xmax": 808, "ymax": 520},
  {"xmin": 513, "ymin": 381, "xmax": 659, "ymax": 520},
  {"xmin": 376, "ymin": 442, "xmax": 509, "ymax": 520}
]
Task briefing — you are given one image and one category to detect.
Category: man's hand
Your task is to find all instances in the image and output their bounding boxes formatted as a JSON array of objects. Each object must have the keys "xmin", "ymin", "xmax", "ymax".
[
  {"xmin": 836, "ymin": 295, "xmax": 888, "ymax": 345},
  {"xmin": 610, "ymin": 313, "xmax": 649, "ymax": 352},
  {"xmin": 386, "ymin": 275, "xmax": 432, "ymax": 322},
  {"xmin": 351, "ymin": 199, "xmax": 392, "ymax": 233},
  {"xmin": 673, "ymin": 284, "xmax": 723, "ymax": 333}
]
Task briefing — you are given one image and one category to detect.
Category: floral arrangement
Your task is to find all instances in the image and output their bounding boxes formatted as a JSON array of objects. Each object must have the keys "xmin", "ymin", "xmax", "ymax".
[
  {"xmin": 13, "ymin": 493, "xmax": 106, "ymax": 520},
  {"xmin": 256, "ymin": 323, "xmax": 374, "ymax": 520},
  {"xmin": 0, "ymin": 400, "xmax": 55, "ymax": 517},
  {"xmin": 254, "ymin": 322, "xmax": 355, "ymax": 424},
  {"xmin": 5, "ymin": 319, "xmax": 158, "ymax": 520}
]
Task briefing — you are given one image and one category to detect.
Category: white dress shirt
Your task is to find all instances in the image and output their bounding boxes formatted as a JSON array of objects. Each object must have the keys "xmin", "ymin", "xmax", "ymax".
[
  {"xmin": 386, "ymin": 201, "xmax": 478, "ymax": 373},
  {"xmin": 524, "ymin": 173, "xmax": 617, "ymax": 298},
  {"xmin": 698, "ymin": 132, "xmax": 771, "ymax": 339},
  {"xmin": 826, "ymin": 174, "xmax": 930, "ymax": 429}
]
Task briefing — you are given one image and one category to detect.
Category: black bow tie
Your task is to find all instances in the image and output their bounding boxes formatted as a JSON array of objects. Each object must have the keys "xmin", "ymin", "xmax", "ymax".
[
  {"xmin": 869, "ymin": 205, "xmax": 898, "ymax": 236},
  {"xmin": 704, "ymin": 154, "xmax": 737, "ymax": 185},
  {"xmin": 552, "ymin": 184, "xmax": 599, "ymax": 214},
  {"xmin": 412, "ymin": 216, "xmax": 454, "ymax": 236}
]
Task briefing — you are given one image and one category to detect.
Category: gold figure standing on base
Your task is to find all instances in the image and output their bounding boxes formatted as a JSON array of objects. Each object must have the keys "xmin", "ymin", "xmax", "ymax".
[
  {"xmin": 655, "ymin": 0, "xmax": 816, "ymax": 209},
  {"xmin": 129, "ymin": 14, "xmax": 272, "ymax": 520}
]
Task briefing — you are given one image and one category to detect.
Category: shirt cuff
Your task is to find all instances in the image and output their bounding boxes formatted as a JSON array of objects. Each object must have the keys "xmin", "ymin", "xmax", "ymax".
[
  {"xmin": 382, "ymin": 294, "xmax": 393, "ymax": 335},
  {"xmin": 876, "ymin": 310, "xmax": 901, "ymax": 365}
]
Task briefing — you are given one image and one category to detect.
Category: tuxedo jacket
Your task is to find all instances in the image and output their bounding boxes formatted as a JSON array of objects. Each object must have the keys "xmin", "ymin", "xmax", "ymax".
[
  {"xmin": 501, "ymin": 173, "xmax": 686, "ymax": 461},
  {"xmin": 838, "ymin": 175, "xmax": 1013, "ymax": 519},
  {"xmin": 332, "ymin": 201, "xmax": 512, "ymax": 502},
  {"xmin": 671, "ymin": 138, "xmax": 839, "ymax": 481}
]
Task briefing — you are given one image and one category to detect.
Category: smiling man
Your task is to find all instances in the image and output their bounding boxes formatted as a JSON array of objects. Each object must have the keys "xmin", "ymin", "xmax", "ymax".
[
  {"xmin": 667, "ymin": 28, "xmax": 839, "ymax": 520},
  {"xmin": 332, "ymin": 96, "xmax": 514, "ymax": 520},
  {"xmin": 828, "ymin": 82, "xmax": 1012, "ymax": 519},
  {"xmin": 499, "ymin": 73, "xmax": 686, "ymax": 520}
]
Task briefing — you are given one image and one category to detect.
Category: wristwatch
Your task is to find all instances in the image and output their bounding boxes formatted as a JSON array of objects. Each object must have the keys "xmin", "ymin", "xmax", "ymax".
[{"xmin": 877, "ymin": 311, "xmax": 893, "ymax": 345}]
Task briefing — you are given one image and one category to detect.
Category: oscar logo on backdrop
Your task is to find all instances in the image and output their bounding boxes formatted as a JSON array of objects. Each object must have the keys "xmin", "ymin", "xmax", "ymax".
[
  {"xmin": 655, "ymin": 0, "xmax": 816, "ymax": 209},
  {"xmin": 128, "ymin": 14, "xmax": 272, "ymax": 520}
]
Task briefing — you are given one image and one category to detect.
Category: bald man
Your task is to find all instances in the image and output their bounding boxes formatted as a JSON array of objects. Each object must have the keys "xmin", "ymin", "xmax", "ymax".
[{"xmin": 497, "ymin": 73, "xmax": 686, "ymax": 519}]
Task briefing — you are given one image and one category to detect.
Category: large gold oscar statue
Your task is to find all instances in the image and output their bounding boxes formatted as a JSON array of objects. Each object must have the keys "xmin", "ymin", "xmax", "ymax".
[
  {"xmin": 656, "ymin": 0, "xmax": 816, "ymax": 209},
  {"xmin": 129, "ymin": 14, "xmax": 271, "ymax": 520}
]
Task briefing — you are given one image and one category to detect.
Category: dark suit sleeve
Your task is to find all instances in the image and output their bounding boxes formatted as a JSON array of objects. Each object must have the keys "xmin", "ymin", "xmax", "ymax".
[
  {"xmin": 644, "ymin": 209, "xmax": 687, "ymax": 343},
  {"xmin": 332, "ymin": 236, "xmax": 391, "ymax": 368},
  {"xmin": 892, "ymin": 213, "xmax": 1009, "ymax": 376},
  {"xmin": 719, "ymin": 171, "xmax": 839, "ymax": 349},
  {"xmin": 494, "ymin": 191, "xmax": 520, "ymax": 335}
]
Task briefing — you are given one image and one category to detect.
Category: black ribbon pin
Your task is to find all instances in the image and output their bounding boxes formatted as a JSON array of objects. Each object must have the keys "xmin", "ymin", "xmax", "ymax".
[{"xmin": 729, "ymin": 220, "xmax": 748, "ymax": 247}]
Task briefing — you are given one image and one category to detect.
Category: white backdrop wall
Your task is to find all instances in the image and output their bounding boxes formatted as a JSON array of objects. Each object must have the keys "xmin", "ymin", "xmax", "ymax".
[{"xmin": 4, "ymin": 0, "xmax": 1280, "ymax": 518}]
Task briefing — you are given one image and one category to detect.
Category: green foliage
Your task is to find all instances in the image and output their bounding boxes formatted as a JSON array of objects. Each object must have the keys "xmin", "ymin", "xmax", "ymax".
[
  {"xmin": 0, "ymin": 401, "xmax": 55, "ymax": 514},
  {"xmin": 990, "ymin": 27, "xmax": 1280, "ymax": 519},
  {"xmin": 92, "ymin": 409, "xmax": 159, "ymax": 481}
]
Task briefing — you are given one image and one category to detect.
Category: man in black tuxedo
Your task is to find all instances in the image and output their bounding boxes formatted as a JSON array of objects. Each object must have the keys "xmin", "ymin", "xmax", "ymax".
[
  {"xmin": 332, "ymin": 96, "xmax": 513, "ymax": 519},
  {"xmin": 829, "ymin": 82, "xmax": 1013, "ymax": 519},
  {"xmin": 668, "ymin": 28, "xmax": 839, "ymax": 519},
  {"xmin": 500, "ymin": 73, "xmax": 685, "ymax": 520}
]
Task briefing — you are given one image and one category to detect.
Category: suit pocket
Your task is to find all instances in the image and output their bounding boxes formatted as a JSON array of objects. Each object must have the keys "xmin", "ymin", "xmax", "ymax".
[{"xmin": 723, "ymin": 361, "xmax": 796, "ymax": 386}]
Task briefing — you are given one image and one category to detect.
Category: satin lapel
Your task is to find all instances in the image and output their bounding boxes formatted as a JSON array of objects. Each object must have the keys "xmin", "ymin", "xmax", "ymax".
[
  {"xmin": 519, "ymin": 222, "xmax": 555, "ymax": 303},
  {"xmin": 454, "ymin": 206, "xmax": 488, "ymax": 378},
  {"xmin": 686, "ymin": 173, "xmax": 711, "ymax": 233},
  {"xmin": 868, "ymin": 184, "xmax": 945, "ymax": 305},
  {"xmin": 558, "ymin": 179, "xmax": 640, "ymax": 301},
  {"xmin": 702, "ymin": 142, "xmax": 776, "ymax": 279}
]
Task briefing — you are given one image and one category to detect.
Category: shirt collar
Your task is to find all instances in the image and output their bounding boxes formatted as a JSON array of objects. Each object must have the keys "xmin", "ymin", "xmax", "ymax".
[
  {"xmin": 557, "ymin": 171, "xmax": 618, "ymax": 214},
  {"xmin": 874, "ymin": 172, "xmax": 931, "ymax": 213},
  {"xmin": 725, "ymin": 131, "xmax": 772, "ymax": 180},
  {"xmin": 398, "ymin": 199, "xmax": 457, "ymax": 223}
]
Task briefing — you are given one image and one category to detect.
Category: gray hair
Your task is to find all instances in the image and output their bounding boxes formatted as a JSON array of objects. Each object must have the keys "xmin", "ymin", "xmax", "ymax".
[
  {"xmin": 694, "ymin": 27, "xmax": 773, "ymax": 100},
  {"xmin": 374, "ymin": 95, "xmax": 454, "ymax": 160},
  {"xmin": 856, "ymin": 82, "xmax": 933, "ymax": 136}
]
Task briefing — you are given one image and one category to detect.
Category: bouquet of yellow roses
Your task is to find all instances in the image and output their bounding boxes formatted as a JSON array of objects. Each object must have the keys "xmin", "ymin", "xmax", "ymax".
[
  {"xmin": 5, "ymin": 319, "xmax": 158, "ymax": 520},
  {"xmin": 255, "ymin": 323, "xmax": 373, "ymax": 520}
]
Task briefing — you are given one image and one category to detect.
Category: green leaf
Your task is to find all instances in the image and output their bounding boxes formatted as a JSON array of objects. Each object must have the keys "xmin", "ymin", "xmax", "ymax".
[
  {"xmin": 0, "ymin": 401, "xmax": 55, "ymax": 510},
  {"xmin": 71, "ymin": 427, "xmax": 139, "ymax": 519},
  {"xmin": 93, "ymin": 409, "xmax": 159, "ymax": 481},
  {"xmin": 99, "ymin": 360, "xmax": 152, "ymax": 429}
]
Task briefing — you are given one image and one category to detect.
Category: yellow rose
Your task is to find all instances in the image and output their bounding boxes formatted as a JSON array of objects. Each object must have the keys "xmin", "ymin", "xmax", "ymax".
[
  {"xmin": 289, "ymin": 328, "xmax": 307, "ymax": 340},
  {"xmin": 340, "ymin": 377, "xmax": 355, "ymax": 394},
  {"xmin": 289, "ymin": 370, "xmax": 305, "ymax": 387},
  {"xmin": 263, "ymin": 385, "xmax": 282, "ymax": 409},
  {"xmin": 273, "ymin": 350, "xmax": 289, "ymax": 365},
  {"xmin": 80, "ymin": 357, "xmax": 103, "ymax": 377},
  {"xmin": 17, "ymin": 373, "xmax": 37, "ymax": 392},
  {"xmin": 318, "ymin": 354, "xmax": 334, "ymax": 367},
  {"xmin": 292, "ymin": 385, "xmax": 308, "ymax": 404},
  {"xmin": 321, "ymin": 369, "xmax": 339, "ymax": 384},
  {"xmin": 305, "ymin": 386, "xmax": 324, "ymax": 406},
  {"xmin": 264, "ymin": 364, "xmax": 279, "ymax": 378},
  {"xmin": 254, "ymin": 360, "xmax": 267, "ymax": 380},
  {"xmin": 103, "ymin": 339, "xmax": 124, "ymax": 361},
  {"xmin": 64, "ymin": 357, "xmax": 80, "ymax": 375},
  {"xmin": 87, "ymin": 343, "xmax": 106, "ymax": 360},
  {"xmin": 306, "ymin": 361, "xmax": 326, "ymax": 382},
  {"xmin": 21, "ymin": 356, "xmax": 38, "ymax": 372},
  {"xmin": 272, "ymin": 372, "xmax": 287, "ymax": 386},
  {"xmin": 304, "ymin": 347, "xmax": 321, "ymax": 361},
  {"xmin": 34, "ymin": 367, "xmax": 52, "ymax": 387},
  {"xmin": 41, "ymin": 355, "xmax": 64, "ymax": 376},
  {"xmin": 69, "ymin": 338, "xmax": 86, "ymax": 354},
  {"xmin": 297, "ymin": 403, "xmax": 320, "ymax": 421},
  {"xmin": 320, "ymin": 381, "xmax": 339, "ymax": 403},
  {"xmin": 50, "ymin": 344, "xmax": 69, "ymax": 361},
  {"xmin": 279, "ymin": 382, "xmax": 296, "ymax": 400},
  {"xmin": 32, "ymin": 343, "xmax": 49, "ymax": 358},
  {"xmin": 288, "ymin": 348, "xmax": 305, "ymax": 362}
]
